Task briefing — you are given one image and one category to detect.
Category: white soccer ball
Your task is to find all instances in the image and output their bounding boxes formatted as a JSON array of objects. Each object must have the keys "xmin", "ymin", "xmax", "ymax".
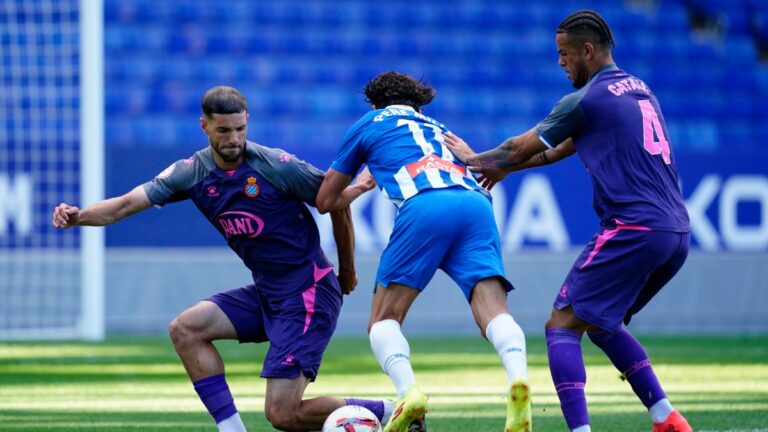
[{"xmin": 322, "ymin": 405, "xmax": 382, "ymax": 432}]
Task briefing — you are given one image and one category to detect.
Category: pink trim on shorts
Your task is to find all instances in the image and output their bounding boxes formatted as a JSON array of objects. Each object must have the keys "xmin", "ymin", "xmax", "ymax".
[
  {"xmin": 579, "ymin": 220, "xmax": 651, "ymax": 270},
  {"xmin": 302, "ymin": 263, "xmax": 334, "ymax": 334}
]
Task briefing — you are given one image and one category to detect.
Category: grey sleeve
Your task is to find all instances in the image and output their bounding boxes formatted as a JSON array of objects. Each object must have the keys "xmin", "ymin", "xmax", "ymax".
[
  {"xmin": 249, "ymin": 145, "xmax": 325, "ymax": 206},
  {"xmin": 142, "ymin": 158, "xmax": 199, "ymax": 207},
  {"xmin": 276, "ymin": 153, "xmax": 325, "ymax": 206},
  {"xmin": 534, "ymin": 92, "xmax": 587, "ymax": 148}
]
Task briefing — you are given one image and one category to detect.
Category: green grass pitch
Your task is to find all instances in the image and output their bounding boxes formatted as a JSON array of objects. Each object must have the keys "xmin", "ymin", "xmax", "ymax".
[{"xmin": 0, "ymin": 336, "xmax": 766, "ymax": 431}]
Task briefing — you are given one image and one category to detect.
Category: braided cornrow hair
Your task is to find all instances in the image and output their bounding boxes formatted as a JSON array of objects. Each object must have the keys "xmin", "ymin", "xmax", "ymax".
[{"xmin": 557, "ymin": 10, "xmax": 615, "ymax": 49}]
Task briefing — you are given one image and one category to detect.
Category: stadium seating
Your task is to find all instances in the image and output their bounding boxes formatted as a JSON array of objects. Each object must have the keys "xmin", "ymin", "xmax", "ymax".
[{"xmin": 104, "ymin": 0, "xmax": 767, "ymax": 157}]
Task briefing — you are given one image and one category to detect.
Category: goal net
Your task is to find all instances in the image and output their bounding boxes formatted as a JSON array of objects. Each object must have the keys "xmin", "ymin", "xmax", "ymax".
[{"xmin": 0, "ymin": 0, "xmax": 104, "ymax": 340}]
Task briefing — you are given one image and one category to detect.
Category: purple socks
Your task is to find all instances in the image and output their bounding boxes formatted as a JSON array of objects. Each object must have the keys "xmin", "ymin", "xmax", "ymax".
[
  {"xmin": 547, "ymin": 326, "xmax": 669, "ymax": 430},
  {"xmin": 345, "ymin": 398, "xmax": 385, "ymax": 422},
  {"xmin": 546, "ymin": 328, "xmax": 589, "ymax": 430},
  {"xmin": 193, "ymin": 373, "xmax": 238, "ymax": 423},
  {"xmin": 588, "ymin": 327, "xmax": 667, "ymax": 408}
]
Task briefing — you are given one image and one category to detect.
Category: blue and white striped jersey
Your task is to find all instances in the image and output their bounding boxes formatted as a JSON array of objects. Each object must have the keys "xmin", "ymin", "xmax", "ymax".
[{"xmin": 331, "ymin": 105, "xmax": 487, "ymax": 207}]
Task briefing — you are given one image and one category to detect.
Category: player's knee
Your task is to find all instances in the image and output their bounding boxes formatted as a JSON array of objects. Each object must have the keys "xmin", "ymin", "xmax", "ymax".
[
  {"xmin": 168, "ymin": 316, "xmax": 184, "ymax": 345},
  {"xmin": 168, "ymin": 315, "xmax": 197, "ymax": 347},
  {"xmin": 264, "ymin": 404, "xmax": 302, "ymax": 431},
  {"xmin": 586, "ymin": 328, "xmax": 609, "ymax": 345},
  {"xmin": 545, "ymin": 307, "xmax": 589, "ymax": 332},
  {"xmin": 544, "ymin": 315, "xmax": 557, "ymax": 330},
  {"xmin": 369, "ymin": 307, "xmax": 407, "ymax": 326}
]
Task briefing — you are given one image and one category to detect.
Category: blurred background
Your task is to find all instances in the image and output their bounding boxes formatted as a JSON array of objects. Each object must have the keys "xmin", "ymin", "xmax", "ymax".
[{"xmin": 1, "ymin": 0, "xmax": 767, "ymax": 340}]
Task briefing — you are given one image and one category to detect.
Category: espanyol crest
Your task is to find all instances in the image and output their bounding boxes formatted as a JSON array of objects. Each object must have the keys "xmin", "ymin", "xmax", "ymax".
[{"xmin": 243, "ymin": 176, "xmax": 260, "ymax": 198}]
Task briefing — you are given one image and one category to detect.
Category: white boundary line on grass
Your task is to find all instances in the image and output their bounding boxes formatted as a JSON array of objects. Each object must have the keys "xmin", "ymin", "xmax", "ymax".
[{"xmin": 698, "ymin": 429, "xmax": 768, "ymax": 432}]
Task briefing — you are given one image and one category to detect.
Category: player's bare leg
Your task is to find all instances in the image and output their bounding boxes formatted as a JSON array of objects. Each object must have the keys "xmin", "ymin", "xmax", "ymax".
[
  {"xmin": 368, "ymin": 283, "xmax": 428, "ymax": 432},
  {"xmin": 368, "ymin": 283, "xmax": 420, "ymax": 330},
  {"xmin": 265, "ymin": 375, "xmax": 396, "ymax": 431},
  {"xmin": 263, "ymin": 376, "xmax": 343, "ymax": 431},
  {"xmin": 169, "ymin": 301, "xmax": 247, "ymax": 432},
  {"xmin": 470, "ymin": 278, "xmax": 530, "ymax": 432},
  {"xmin": 169, "ymin": 301, "xmax": 236, "ymax": 380}
]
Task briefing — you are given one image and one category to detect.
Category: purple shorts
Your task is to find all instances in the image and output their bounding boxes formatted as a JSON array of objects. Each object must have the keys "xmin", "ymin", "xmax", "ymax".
[
  {"xmin": 207, "ymin": 265, "xmax": 342, "ymax": 381},
  {"xmin": 554, "ymin": 226, "xmax": 690, "ymax": 332}
]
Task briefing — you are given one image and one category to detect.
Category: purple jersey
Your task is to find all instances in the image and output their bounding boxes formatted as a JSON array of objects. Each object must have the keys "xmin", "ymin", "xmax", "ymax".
[
  {"xmin": 143, "ymin": 141, "xmax": 335, "ymax": 299},
  {"xmin": 535, "ymin": 64, "xmax": 690, "ymax": 232}
]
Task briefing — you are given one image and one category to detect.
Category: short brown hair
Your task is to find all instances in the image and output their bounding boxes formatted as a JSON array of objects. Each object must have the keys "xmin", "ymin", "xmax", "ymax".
[{"xmin": 201, "ymin": 86, "xmax": 248, "ymax": 118}]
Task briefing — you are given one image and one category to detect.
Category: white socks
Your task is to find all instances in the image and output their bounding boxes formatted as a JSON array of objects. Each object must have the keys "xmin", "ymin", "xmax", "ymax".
[
  {"xmin": 382, "ymin": 400, "xmax": 395, "ymax": 426},
  {"xmin": 485, "ymin": 313, "xmax": 528, "ymax": 385},
  {"xmin": 572, "ymin": 425, "xmax": 592, "ymax": 432},
  {"xmin": 649, "ymin": 398, "xmax": 675, "ymax": 423},
  {"xmin": 370, "ymin": 319, "xmax": 415, "ymax": 397},
  {"xmin": 217, "ymin": 412, "xmax": 247, "ymax": 432},
  {"xmin": 369, "ymin": 315, "xmax": 526, "ymax": 398}
]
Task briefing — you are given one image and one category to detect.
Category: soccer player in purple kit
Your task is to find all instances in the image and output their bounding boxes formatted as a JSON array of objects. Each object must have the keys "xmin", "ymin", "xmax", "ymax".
[
  {"xmin": 51, "ymin": 86, "xmax": 396, "ymax": 432},
  {"xmin": 444, "ymin": 10, "xmax": 694, "ymax": 432}
]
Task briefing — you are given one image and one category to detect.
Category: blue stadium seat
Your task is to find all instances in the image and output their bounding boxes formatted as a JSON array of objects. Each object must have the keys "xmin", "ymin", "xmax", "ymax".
[
  {"xmin": 755, "ymin": 65, "xmax": 768, "ymax": 90},
  {"xmin": 727, "ymin": 36, "xmax": 758, "ymax": 62},
  {"xmin": 101, "ymin": 0, "xmax": 763, "ymax": 163},
  {"xmin": 654, "ymin": 4, "xmax": 690, "ymax": 32}
]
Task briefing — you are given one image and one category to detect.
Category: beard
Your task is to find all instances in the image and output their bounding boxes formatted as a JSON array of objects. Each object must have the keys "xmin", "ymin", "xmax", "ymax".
[
  {"xmin": 213, "ymin": 140, "xmax": 245, "ymax": 163},
  {"xmin": 571, "ymin": 62, "xmax": 590, "ymax": 89}
]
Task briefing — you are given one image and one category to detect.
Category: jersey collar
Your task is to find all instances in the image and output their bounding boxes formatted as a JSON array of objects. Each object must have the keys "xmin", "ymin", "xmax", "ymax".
[
  {"xmin": 589, "ymin": 63, "xmax": 619, "ymax": 82},
  {"xmin": 385, "ymin": 104, "xmax": 416, "ymax": 112}
]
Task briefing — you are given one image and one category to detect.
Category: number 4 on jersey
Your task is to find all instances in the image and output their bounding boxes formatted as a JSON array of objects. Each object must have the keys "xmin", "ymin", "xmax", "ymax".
[{"xmin": 638, "ymin": 99, "xmax": 671, "ymax": 164}]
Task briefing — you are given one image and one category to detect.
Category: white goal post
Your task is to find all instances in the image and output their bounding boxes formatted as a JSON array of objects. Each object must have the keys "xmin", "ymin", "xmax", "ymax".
[{"xmin": 0, "ymin": 0, "xmax": 104, "ymax": 340}]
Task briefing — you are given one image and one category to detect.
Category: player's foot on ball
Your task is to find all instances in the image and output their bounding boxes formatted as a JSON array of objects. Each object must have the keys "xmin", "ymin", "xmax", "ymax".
[
  {"xmin": 384, "ymin": 384, "xmax": 428, "ymax": 432},
  {"xmin": 505, "ymin": 380, "xmax": 532, "ymax": 432},
  {"xmin": 407, "ymin": 416, "xmax": 427, "ymax": 432},
  {"xmin": 652, "ymin": 410, "xmax": 692, "ymax": 432}
]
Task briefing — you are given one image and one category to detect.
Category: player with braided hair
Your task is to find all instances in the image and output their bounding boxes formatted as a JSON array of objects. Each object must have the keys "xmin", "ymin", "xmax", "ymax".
[
  {"xmin": 445, "ymin": 10, "xmax": 693, "ymax": 432},
  {"xmin": 558, "ymin": 9, "xmax": 615, "ymax": 46}
]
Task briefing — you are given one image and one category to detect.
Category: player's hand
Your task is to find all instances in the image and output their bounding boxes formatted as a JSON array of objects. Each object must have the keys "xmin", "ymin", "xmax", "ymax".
[
  {"xmin": 354, "ymin": 167, "xmax": 376, "ymax": 192},
  {"xmin": 337, "ymin": 268, "xmax": 358, "ymax": 295},
  {"xmin": 444, "ymin": 132, "xmax": 477, "ymax": 164},
  {"xmin": 445, "ymin": 132, "xmax": 508, "ymax": 190},
  {"xmin": 473, "ymin": 167, "xmax": 509, "ymax": 191},
  {"xmin": 52, "ymin": 203, "xmax": 80, "ymax": 229}
]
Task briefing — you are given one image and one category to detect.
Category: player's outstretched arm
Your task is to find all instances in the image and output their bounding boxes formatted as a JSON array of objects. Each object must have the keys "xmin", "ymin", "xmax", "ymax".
[
  {"xmin": 51, "ymin": 185, "xmax": 152, "ymax": 229},
  {"xmin": 507, "ymin": 138, "xmax": 576, "ymax": 172},
  {"xmin": 471, "ymin": 128, "xmax": 548, "ymax": 169},
  {"xmin": 445, "ymin": 129, "xmax": 562, "ymax": 189},
  {"xmin": 316, "ymin": 168, "xmax": 376, "ymax": 214}
]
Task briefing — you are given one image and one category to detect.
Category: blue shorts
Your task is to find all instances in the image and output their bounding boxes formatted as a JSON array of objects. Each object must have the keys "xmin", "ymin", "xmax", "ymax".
[
  {"xmin": 207, "ymin": 264, "xmax": 342, "ymax": 381},
  {"xmin": 376, "ymin": 188, "xmax": 513, "ymax": 301},
  {"xmin": 554, "ymin": 227, "xmax": 690, "ymax": 332}
]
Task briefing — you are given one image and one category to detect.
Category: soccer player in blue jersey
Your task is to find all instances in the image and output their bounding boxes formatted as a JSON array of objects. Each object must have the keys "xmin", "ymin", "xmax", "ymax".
[
  {"xmin": 444, "ymin": 10, "xmax": 693, "ymax": 432},
  {"xmin": 316, "ymin": 72, "xmax": 532, "ymax": 432},
  {"xmin": 51, "ymin": 86, "xmax": 396, "ymax": 432}
]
